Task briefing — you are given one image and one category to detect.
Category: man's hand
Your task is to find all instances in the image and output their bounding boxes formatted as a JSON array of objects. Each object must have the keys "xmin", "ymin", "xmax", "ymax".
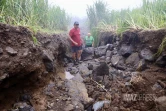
[
  {"xmin": 74, "ymin": 42, "xmax": 78, "ymax": 46},
  {"xmin": 92, "ymin": 43, "xmax": 94, "ymax": 47}
]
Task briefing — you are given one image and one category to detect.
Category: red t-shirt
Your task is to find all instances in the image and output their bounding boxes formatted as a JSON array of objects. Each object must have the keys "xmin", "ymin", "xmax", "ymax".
[{"xmin": 69, "ymin": 28, "xmax": 82, "ymax": 46}]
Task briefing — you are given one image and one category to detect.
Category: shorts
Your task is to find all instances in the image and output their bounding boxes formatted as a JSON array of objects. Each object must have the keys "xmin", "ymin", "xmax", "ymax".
[{"xmin": 71, "ymin": 46, "xmax": 82, "ymax": 53}]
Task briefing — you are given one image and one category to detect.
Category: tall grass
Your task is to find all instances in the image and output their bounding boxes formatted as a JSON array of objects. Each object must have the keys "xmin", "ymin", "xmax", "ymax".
[
  {"xmin": 155, "ymin": 37, "xmax": 166, "ymax": 57},
  {"xmin": 87, "ymin": 0, "xmax": 166, "ymax": 46},
  {"xmin": 86, "ymin": 0, "xmax": 110, "ymax": 29},
  {"xmin": 0, "ymin": 0, "xmax": 70, "ymax": 31}
]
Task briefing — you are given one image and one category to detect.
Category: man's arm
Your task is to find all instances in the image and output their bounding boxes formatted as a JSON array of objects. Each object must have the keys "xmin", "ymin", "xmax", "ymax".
[{"xmin": 69, "ymin": 30, "xmax": 78, "ymax": 45}]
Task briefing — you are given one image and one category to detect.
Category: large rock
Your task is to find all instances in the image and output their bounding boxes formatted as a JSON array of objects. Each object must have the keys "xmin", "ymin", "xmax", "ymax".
[
  {"xmin": 136, "ymin": 59, "xmax": 147, "ymax": 71},
  {"xmin": 107, "ymin": 44, "xmax": 114, "ymax": 51},
  {"xmin": 87, "ymin": 62, "xmax": 100, "ymax": 71},
  {"xmin": 155, "ymin": 96, "xmax": 166, "ymax": 111},
  {"xmin": 140, "ymin": 48, "xmax": 154, "ymax": 61},
  {"xmin": 69, "ymin": 67, "xmax": 79, "ymax": 74},
  {"xmin": 111, "ymin": 54, "xmax": 124, "ymax": 67},
  {"xmin": 81, "ymin": 47, "xmax": 94, "ymax": 60},
  {"xmin": 106, "ymin": 50, "xmax": 113, "ymax": 57},
  {"xmin": 119, "ymin": 44, "xmax": 133, "ymax": 57},
  {"xmin": 5, "ymin": 47, "xmax": 17, "ymax": 56},
  {"xmin": 66, "ymin": 74, "xmax": 93, "ymax": 107},
  {"xmin": 94, "ymin": 46, "xmax": 108, "ymax": 57},
  {"xmin": 79, "ymin": 63, "xmax": 91, "ymax": 77},
  {"xmin": 126, "ymin": 52, "xmax": 140, "ymax": 68},
  {"xmin": 13, "ymin": 102, "xmax": 34, "ymax": 111},
  {"xmin": 42, "ymin": 50, "xmax": 54, "ymax": 72},
  {"xmin": 111, "ymin": 55, "xmax": 120, "ymax": 66},
  {"xmin": 106, "ymin": 57, "xmax": 111, "ymax": 64},
  {"xmin": 92, "ymin": 62, "xmax": 109, "ymax": 82}
]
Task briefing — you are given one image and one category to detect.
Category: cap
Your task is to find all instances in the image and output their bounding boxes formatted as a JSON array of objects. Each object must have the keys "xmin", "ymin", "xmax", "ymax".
[{"xmin": 74, "ymin": 21, "xmax": 79, "ymax": 25}]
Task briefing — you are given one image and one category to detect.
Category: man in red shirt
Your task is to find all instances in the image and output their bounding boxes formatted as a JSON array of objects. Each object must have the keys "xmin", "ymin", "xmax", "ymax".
[{"xmin": 69, "ymin": 22, "xmax": 82, "ymax": 65}]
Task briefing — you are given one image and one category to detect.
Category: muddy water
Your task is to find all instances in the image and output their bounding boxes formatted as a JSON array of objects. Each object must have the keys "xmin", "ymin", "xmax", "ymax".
[{"xmin": 57, "ymin": 71, "xmax": 74, "ymax": 80}]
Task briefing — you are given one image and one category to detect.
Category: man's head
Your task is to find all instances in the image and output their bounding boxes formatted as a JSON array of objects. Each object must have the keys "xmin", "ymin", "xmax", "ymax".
[
  {"xmin": 88, "ymin": 33, "xmax": 91, "ymax": 37},
  {"xmin": 74, "ymin": 21, "xmax": 79, "ymax": 29}
]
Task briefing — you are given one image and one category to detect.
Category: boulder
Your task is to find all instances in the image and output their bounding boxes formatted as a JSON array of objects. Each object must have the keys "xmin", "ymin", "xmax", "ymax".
[
  {"xmin": 69, "ymin": 67, "xmax": 79, "ymax": 74},
  {"xmin": 111, "ymin": 54, "xmax": 124, "ymax": 66},
  {"xmin": 13, "ymin": 102, "xmax": 34, "ymax": 111},
  {"xmin": 94, "ymin": 46, "xmax": 108, "ymax": 57},
  {"xmin": 111, "ymin": 55, "xmax": 120, "ymax": 66},
  {"xmin": 42, "ymin": 50, "xmax": 54, "ymax": 72},
  {"xmin": 155, "ymin": 96, "xmax": 166, "ymax": 111},
  {"xmin": 87, "ymin": 62, "xmax": 100, "ymax": 71},
  {"xmin": 106, "ymin": 50, "xmax": 113, "ymax": 57},
  {"xmin": 66, "ymin": 74, "xmax": 93, "ymax": 107},
  {"xmin": 64, "ymin": 104, "xmax": 74, "ymax": 111},
  {"xmin": 126, "ymin": 52, "xmax": 140, "ymax": 68},
  {"xmin": 152, "ymin": 82, "xmax": 162, "ymax": 91},
  {"xmin": 140, "ymin": 48, "xmax": 154, "ymax": 61},
  {"xmin": 79, "ymin": 63, "xmax": 91, "ymax": 77},
  {"xmin": 112, "ymin": 48, "xmax": 118, "ymax": 55},
  {"xmin": 99, "ymin": 56, "xmax": 106, "ymax": 61},
  {"xmin": 119, "ymin": 44, "xmax": 133, "ymax": 57},
  {"xmin": 92, "ymin": 62, "xmax": 109, "ymax": 82},
  {"xmin": 0, "ymin": 73, "xmax": 8, "ymax": 81},
  {"xmin": 5, "ymin": 47, "xmax": 17, "ymax": 56},
  {"xmin": 81, "ymin": 47, "xmax": 94, "ymax": 61},
  {"xmin": 136, "ymin": 59, "xmax": 147, "ymax": 71},
  {"xmin": 106, "ymin": 57, "xmax": 111, "ymax": 64},
  {"xmin": 87, "ymin": 63, "xmax": 93, "ymax": 70},
  {"xmin": 107, "ymin": 44, "xmax": 114, "ymax": 51}
]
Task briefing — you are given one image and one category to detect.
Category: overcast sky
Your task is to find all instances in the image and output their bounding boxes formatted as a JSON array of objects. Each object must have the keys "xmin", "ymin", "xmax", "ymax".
[{"xmin": 48, "ymin": 0, "xmax": 142, "ymax": 18}]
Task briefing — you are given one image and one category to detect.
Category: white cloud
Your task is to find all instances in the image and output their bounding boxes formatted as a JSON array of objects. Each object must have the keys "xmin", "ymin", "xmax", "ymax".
[{"xmin": 48, "ymin": 0, "xmax": 142, "ymax": 17}]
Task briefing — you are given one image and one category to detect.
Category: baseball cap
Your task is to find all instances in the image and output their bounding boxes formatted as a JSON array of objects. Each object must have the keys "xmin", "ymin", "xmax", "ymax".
[{"xmin": 74, "ymin": 21, "xmax": 79, "ymax": 25}]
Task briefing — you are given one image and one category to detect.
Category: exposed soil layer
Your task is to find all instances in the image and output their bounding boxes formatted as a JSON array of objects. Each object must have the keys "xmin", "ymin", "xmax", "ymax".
[
  {"xmin": 121, "ymin": 29, "xmax": 166, "ymax": 53},
  {"xmin": 0, "ymin": 23, "xmax": 70, "ymax": 110}
]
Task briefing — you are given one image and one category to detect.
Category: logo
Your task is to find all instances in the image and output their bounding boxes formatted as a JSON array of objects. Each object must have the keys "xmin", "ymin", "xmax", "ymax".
[{"xmin": 123, "ymin": 94, "xmax": 157, "ymax": 102}]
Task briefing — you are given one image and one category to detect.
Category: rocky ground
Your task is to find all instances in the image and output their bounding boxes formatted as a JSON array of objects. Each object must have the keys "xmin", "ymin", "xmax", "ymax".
[{"xmin": 0, "ymin": 23, "xmax": 166, "ymax": 111}]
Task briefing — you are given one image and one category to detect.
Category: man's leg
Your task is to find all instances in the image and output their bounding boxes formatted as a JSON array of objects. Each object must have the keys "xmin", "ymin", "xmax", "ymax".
[
  {"xmin": 76, "ymin": 46, "xmax": 83, "ymax": 61},
  {"xmin": 72, "ymin": 46, "xmax": 78, "ymax": 65},
  {"xmin": 77, "ymin": 50, "xmax": 82, "ymax": 61},
  {"xmin": 72, "ymin": 52, "xmax": 76, "ymax": 60}
]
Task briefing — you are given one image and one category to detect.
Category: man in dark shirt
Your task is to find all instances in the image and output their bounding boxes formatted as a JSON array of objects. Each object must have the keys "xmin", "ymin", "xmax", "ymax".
[{"xmin": 69, "ymin": 22, "xmax": 82, "ymax": 65}]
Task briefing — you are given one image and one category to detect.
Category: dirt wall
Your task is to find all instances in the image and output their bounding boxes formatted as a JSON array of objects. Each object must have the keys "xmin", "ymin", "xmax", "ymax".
[{"xmin": 0, "ymin": 23, "xmax": 70, "ymax": 89}]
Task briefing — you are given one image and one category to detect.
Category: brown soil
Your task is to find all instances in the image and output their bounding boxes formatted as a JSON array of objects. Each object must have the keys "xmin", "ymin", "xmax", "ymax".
[{"xmin": 0, "ymin": 23, "xmax": 70, "ymax": 111}]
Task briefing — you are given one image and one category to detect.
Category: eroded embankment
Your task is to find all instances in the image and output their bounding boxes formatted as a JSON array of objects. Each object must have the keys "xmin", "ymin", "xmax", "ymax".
[{"xmin": 0, "ymin": 23, "xmax": 71, "ymax": 110}]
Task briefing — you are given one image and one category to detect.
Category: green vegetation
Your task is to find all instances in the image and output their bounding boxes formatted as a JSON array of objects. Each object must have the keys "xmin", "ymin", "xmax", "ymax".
[
  {"xmin": 87, "ymin": 0, "xmax": 166, "ymax": 46},
  {"xmin": 0, "ymin": 0, "xmax": 70, "ymax": 31},
  {"xmin": 32, "ymin": 36, "xmax": 38, "ymax": 45},
  {"xmin": 155, "ymin": 37, "xmax": 166, "ymax": 57},
  {"xmin": 87, "ymin": 0, "xmax": 166, "ymax": 33}
]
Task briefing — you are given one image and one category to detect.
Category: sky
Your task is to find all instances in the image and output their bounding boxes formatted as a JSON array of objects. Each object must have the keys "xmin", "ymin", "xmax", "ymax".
[{"xmin": 48, "ymin": 0, "xmax": 142, "ymax": 18}]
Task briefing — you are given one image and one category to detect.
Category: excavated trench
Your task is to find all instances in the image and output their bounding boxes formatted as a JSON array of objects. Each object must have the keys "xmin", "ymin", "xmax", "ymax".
[{"xmin": 0, "ymin": 23, "xmax": 166, "ymax": 111}]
